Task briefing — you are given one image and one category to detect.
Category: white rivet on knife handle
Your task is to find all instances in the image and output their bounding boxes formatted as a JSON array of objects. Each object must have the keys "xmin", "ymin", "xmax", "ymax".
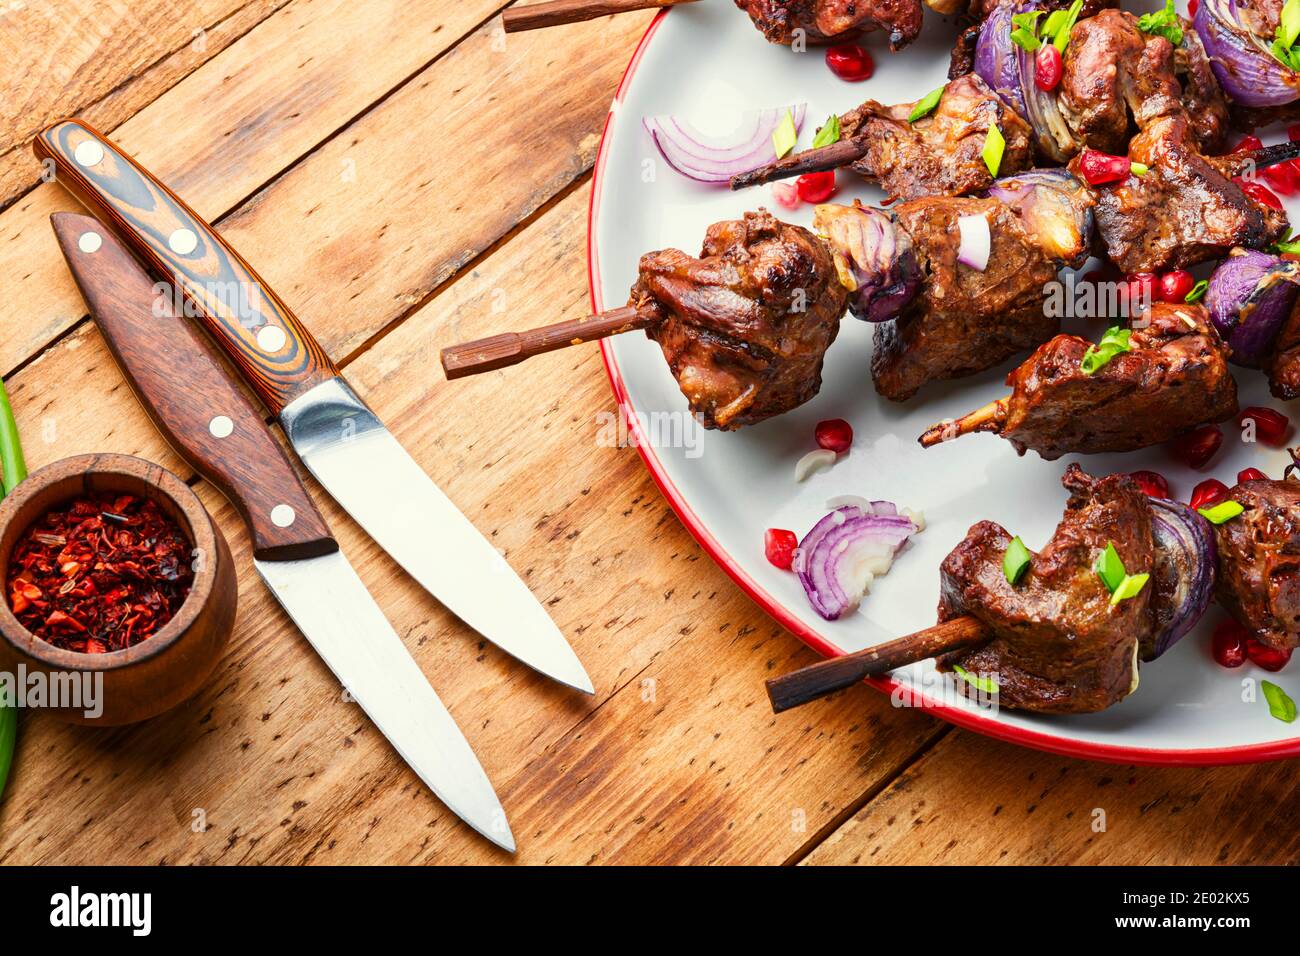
[
  {"xmin": 74, "ymin": 140, "xmax": 104, "ymax": 167},
  {"xmin": 270, "ymin": 504, "xmax": 296, "ymax": 528},
  {"xmin": 168, "ymin": 228, "xmax": 198, "ymax": 255},
  {"xmin": 209, "ymin": 415, "xmax": 233, "ymax": 438},
  {"xmin": 77, "ymin": 231, "xmax": 102, "ymax": 254},
  {"xmin": 257, "ymin": 325, "xmax": 287, "ymax": 353}
]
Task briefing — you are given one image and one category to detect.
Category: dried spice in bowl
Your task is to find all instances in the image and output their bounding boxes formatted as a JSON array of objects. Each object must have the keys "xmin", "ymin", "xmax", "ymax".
[{"xmin": 6, "ymin": 492, "xmax": 194, "ymax": 653}]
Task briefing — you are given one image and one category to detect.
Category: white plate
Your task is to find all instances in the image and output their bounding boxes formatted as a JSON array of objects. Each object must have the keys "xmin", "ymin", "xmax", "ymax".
[{"xmin": 588, "ymin": 0, "xmax": 1300, "ymax": 763}]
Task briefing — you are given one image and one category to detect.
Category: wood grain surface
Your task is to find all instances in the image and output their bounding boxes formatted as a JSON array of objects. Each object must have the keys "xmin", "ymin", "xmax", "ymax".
[{"xmin": 0, "ymin": 1, "xmax": 1294, "ymax": 866}]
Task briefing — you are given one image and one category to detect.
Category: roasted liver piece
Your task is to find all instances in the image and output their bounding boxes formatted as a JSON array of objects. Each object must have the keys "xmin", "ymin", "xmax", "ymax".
[
  {"xmin": 994, "ymin": 302, "xmax": 1238, "ymax": 459},
  {"xmin": 735, "ymin": 0, "xmax": 924, "ymax": 49},
  {"xmin": 936, "ymin": 466, "xmax": 1153, "ymax": 713},
  {"xmin": 628, "ymin": 210, "xmax": 848, "ymax": 430},
  {"xmin": 1213, "ymin": 478, "xmax": 1300, "ymax": 650}
]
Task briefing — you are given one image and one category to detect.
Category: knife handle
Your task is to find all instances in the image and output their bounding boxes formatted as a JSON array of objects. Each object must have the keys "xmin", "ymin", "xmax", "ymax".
[
  {"xmin": 50, "ymin": 212, "xmax": 338, "ymax": 563},
  {"xmin": 34, "ymin": 118, "xmax": 339, "ymax": 417}
]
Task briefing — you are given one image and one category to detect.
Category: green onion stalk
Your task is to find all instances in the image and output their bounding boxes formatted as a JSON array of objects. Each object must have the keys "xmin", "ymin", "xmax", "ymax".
[{"xmin": 0, "ymin": 376, "xmax": 25, "ymax": 802}]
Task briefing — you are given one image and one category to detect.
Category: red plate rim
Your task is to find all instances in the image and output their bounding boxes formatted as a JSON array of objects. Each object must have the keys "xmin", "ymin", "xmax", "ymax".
[{"xmin": 585, "ymin": 10, "xmax": 1300, "ymax": 766}]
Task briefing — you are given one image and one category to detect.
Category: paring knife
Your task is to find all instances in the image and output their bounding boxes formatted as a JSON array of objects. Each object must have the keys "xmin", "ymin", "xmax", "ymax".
[
  {"xmin": 34, "ymin": 119, "xmax": 592, "ymax": 695},
  {"xmin": 50, "ymin": 212, "xmax": 516, "ymax": 852}
]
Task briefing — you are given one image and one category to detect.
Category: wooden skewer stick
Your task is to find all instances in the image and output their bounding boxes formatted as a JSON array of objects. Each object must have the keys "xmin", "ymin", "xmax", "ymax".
[
  {"xmin": 730, "ymin": 139, "xmax": 869, "ymax": 191},
  {"xmin": 765, "ymin": 615, "xmax": 989, "ymax": 714},
  {"xmin": 918, "ymin": 397, "xmax": 1008, "ymax": 448},
  {"xmin": 502, "ymin": 0, "xmax": 699, "ymax": 33},
  {"xmin": 440, "ymin": 305, "xmax": 653, "ymax": 379}
]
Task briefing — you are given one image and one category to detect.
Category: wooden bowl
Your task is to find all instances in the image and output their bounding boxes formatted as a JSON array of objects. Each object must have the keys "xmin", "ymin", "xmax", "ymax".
[{"xmin": 0, "ymin": 454, "xmax": 236, "ymax": 725}]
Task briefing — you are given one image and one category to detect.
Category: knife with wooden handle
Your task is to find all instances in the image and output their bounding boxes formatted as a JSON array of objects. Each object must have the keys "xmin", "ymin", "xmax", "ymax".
[
  {"xmin": 50, "ymin": 212, "xmax": 515, "ymax": 851},
  {"xmin": 35, "ymin": 118, "xmax": 592, "ymax": 694}
]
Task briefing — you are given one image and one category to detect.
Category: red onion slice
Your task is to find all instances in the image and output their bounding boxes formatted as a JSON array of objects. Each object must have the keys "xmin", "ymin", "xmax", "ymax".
[
  {"xmin": 1193, "ymin": 0, "xmax": 1300, "ymax": 108},
  {"xmin": 1205, "ymin": 248, "xmax": 1300, "ymax": 368},
  {"xmin": 644, "ymin": 104, "xmax": 807, "ymax": 184},
  {"xmin": 1146, "ymin": 497, "xmax": 1217, "ymax": 660},
  {"xmin": 795, "ymin": 503, "xmax": 919, "ymax": 620}
]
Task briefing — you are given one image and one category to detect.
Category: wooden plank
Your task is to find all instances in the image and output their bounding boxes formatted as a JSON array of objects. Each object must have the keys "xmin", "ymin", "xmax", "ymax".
[
  {"xmin": 0, "ymin": 184, "xmax": 943, "ymax": 864},
  {"xmin": 802, "ymin": 728, "xmax": 1300, "ymax": 865},
  {"xmin": 0, "ymin": 0, "xmax": 292, "ymax": 211},
  {"xmin": 0, "ymin": 0, "xmax": 505, "ymax": 376}
]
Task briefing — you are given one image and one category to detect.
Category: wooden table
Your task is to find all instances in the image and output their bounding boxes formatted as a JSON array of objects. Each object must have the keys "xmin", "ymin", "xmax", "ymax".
[{"xmin": 0, "ymin": 0, "xmax": 1293, "ymax": 866}]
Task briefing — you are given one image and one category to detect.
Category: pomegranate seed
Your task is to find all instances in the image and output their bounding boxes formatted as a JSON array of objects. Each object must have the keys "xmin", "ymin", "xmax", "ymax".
[
  {"xmin": 1188, "ymin": 0, "xmax": 1199, "ymax": 16},
  {"xmin": 1170, "ymin": 424, "xmax": 1224, "ymax": 469},
  {"xmin": 1238, "ymin": 467, "xmax": 1269, "ymax": 483},
  {"xmin": 771, "ymin": 181, "xmax": 800, "ymax": 210},
  {"xmin": 1128, "ymin": 470, "xmax": 1170, "ymax": 499},
  {"xmin": 1264, "ymin": 162, "xmax": 1299, "ymax": 195},
  {"xmin": 1237, "ymin": 178, "xmax": 1284, "ymax": 210},
  {"xmin": 764, "ymin": 528, "xmax": 798, "ymax": 570},
  {"xmin": 1190, "ymin": 478, "xmax": 1229, "ymax": 511},
  {"xmin": 815, "ymin": 418, "xmax": 853, "ymax": 453},
  {"xmin": 1212, "ymin": 619, "xmax": 1249, "ymax": 668},
  {"xmin": 1289, "ymin": 123, "xmax": 1300, "ymax": 142},
  {"xmin": 1233, "ymin": 135, "xmax": 1264, "ymax": 153},
  {"xmin": 1125, "ymin": 272, "xmax": 1157, "ymax": 315},
  {"xmin": 1034, "ymin": 44, "xmax": 1063, "ymax": 91},
  {"xmin": 1238, "ymin": 405, "xmax": 1291, "ymax": 446},
  {"xmin": 1158, "ymin": 270, "xmax": 1195, "ymax": 303},
  {"xmin": 1247, "ymin": 638, "xmax": 1293, "ymax": 672},
  {"xmin": 1079, "ymin": 148, "xmax": 1132, "ymax": 186},
  {"xmin": 825, "ymin": 43, "xmax": 874, "ymax": 82},
  {"xmin": 796, "ymin": 170, "xmax": 836, "ymax": 204}
]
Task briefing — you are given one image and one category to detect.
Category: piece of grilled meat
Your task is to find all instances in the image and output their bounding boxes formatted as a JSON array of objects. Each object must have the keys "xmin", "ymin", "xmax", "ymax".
[
  {"xmin": 734, "ymin": 0, "xmax": 924, "ymax": 49},
  {"xmin": 870, "ymin": 196, "xmax": 1062, "ymax": 402},
  {"xmin": 1269, "ymin": 301, "xmax": 1300, "ymax": 400},
  {"xmin": 1213, "ymin": 478, "xmax": 1300, "ymax": 650},
  {"xmin": 1060, "ymin": 9, "xmax": 1228, "ymax": 156},
  {"xmin": 628, "ymin": 210, "xmax": 848, "ymax": 430},
  {"xmin": 1081, "ymin": 114, "xmax": 1290, "ymax": 273},
  {"xmin": 927, "ymin": 302, "xmax": 1239, "ymax": 459},
  {"xmin": 936, "ymin": 466, "xmax": 1151, "ymax": 713},
  {"xmin": 732, "ymin": 75, "xmax": 1034, "ymax": 201}
]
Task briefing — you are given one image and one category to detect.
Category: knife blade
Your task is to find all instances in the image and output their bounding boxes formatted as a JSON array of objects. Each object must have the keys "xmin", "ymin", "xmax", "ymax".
[
  {"xmin": 50, "ymin": 212, "xmax": 516, "ymax": 852},
  {"xmin": 34, "ymin": 119, "xmax": 592, "ymax": 695}
]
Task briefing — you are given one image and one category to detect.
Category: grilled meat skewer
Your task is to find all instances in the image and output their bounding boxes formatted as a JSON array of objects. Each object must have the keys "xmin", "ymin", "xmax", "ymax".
[
  {"xmin": 768, "ymin": 467, "xmax": 1171, "ymax": 714},
  {"xmin": 770, "ymin": 464, "xmax": 1300, "ymax": 715},
  {"xmin": 918, "ymin": 302, "xmax": 1239, "ymax": 458},
  {"xmin": 731, "ymin": 75, "xmax": 1036, "ymax": 201},
  {"xmin": 442, "ymin": 175, "xmax": 1095, "ymax": 425}
]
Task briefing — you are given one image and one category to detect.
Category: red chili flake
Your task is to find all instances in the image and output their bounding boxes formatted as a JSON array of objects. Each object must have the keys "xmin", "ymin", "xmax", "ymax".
[{"xmin": 6, "ymin": 493, "xmax": 193, "ymax": 653}]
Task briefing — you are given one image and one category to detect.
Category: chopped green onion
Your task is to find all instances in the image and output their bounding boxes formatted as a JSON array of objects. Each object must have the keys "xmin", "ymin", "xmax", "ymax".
[
  {"xmin": 1109, "ymin": 572, "xmax": 1150, "ymax": 606},
  {"xmin": 1198, "ymin": 500, "xmax": 1245, "ymax": 525},
  {"xmin": 909, "ymin": 85, "xmax": 946, "ymax": 123},
  {"xmin": 1080, "ymin": 325, "xmax": 1132, "ymax": 375},
  {"xmin": 1185, "ymin": 279, "xmax": 1209, "ymax": 303},
  {"xmin": 1010, "ymin": 11, "xmax": 1044, "ymax": 51},
  {"xmin": 1052, "ymin": 0, "xmax": 1084, "ymax": 52},
  {"xmin": 1011, "ymin": 27, "xmax": 1041, "ymax": 52},
  {"xmin": 1272, "ymin": 37, "xmax": 1300, "ymax": 71},
  {"xmin": 1282, "ymin": 0, "xmax": 1300, "ymax": 50},
  {"xmin": 1041, "ymin": 8, "xmax": 1069, "ymax": 40},
  {"xmin": 772, "ymin": 110, "xmax": 798, "ymax": 159},
  {"xmin": 953, "ymin": 664, "xmax": 999, "ymax": 694},
  {"xmin": 1263, "ymin": 680, "xmax": 1297, "ymax": 723},
  {"xmin": 1003, "ymin": 535, "xmax": 1032, "ymax": 585},
  {"xmin": 810, "ymin": 114, "xmax": 841, "ymax": 149},
  {"xmin": 1136, "ymin": 0, "xmax": 1183, "ymax": 45},
  {"xmin": 1273, "ymin": 236, "xmax": 1300, "ymax": 255},
  {"xmin": 982, "ymin": 124, "xmax": 1005, "ymax": 177},
  {"xmin": 1130, "ymin": 161, "xmax": 1149, "ymax": 177},
  {"xmin": 1094, "ymin": 541, "xmax": 1126, "ymax": 593}
]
